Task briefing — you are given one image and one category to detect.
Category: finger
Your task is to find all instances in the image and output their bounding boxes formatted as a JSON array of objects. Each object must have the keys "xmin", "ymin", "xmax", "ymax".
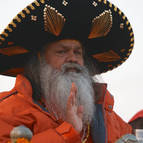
[
  {"xmin": 71, "ymin": 82, "xmax": 77, "ymax": 96},
  {"xmin": 71, "ymin": 82, "xmax": 77, "ymax": 104},
  {"xmin": 67, "ymin": 91, "xmax": 73, "ymax": 109},
  {"xmin": 77, "ymin": 105, "xmax": 84, "ymax": 119},
  {"xmin": 67, "ymin": 82, "xmax": 77, "ymax": 108}
]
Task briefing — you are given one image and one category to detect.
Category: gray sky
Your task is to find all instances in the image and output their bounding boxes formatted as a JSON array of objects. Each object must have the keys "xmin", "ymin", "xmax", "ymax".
[{"xmin": 0, "ymin": 0, "xmax": 143, "ymax": 122}]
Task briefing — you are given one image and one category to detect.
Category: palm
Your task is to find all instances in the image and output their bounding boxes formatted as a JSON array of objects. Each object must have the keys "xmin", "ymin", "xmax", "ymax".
[{"xmin": 66, "ymin": 83, "xmax": 83, "ymax": 132}]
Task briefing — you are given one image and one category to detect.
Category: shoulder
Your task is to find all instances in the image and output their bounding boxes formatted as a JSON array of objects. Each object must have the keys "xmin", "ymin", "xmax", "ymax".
[
  {"xmin": 0, "ymin": 90, "xmax": 19, "ymax": 111},
  {"xmin": 0, "ymin": 89, "xmax": 31, "ymax": 115},
  {"xmin": 104, "ymin": 88, "xmax": 114, "ymax": 111},
  {"xmin": 0, "ymin": 90, "xmax": 17, "ymax": 102},
  {"xmin": 94, "ymin": 83, "xmax": 114, "ymax": 111}
]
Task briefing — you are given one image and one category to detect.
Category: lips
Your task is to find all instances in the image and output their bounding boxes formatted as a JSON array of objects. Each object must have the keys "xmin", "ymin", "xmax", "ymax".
[{"xmin": 65, "ymin": 67, "xmax": 81, "ymax": 73}]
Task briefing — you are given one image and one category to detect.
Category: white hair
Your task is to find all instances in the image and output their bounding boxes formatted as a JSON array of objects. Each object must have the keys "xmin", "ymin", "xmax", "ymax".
[{"xmin": 40, "ymin": 61, "xmax": 95, "ymax": 125}]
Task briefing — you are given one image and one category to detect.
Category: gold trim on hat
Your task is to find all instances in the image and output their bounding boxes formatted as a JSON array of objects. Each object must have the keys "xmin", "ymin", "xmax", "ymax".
[
  {"xmin": 109, "ymin": 3, "xmax": 112, "ymax": 8},
  {"xmin": 34, "ymin": 1, "xmax": 40, "ymax": 6},
  {"xmin": 0, "ymin": 46, "xmax": 29, "ymax": 56},
  {"xmin": 23, "ymin": 8, "xmax": 30, "ymax": 14},
  {"xmin": 43, "ymin": 4, "xmax": 66, "ymax": 36},
  {"xmin": 126, "ymin": 21, "xmax": 129, "ymax": 25},
  {"xmin": 29, "ymin": 4, "xmax": 35, "ymax": 10},
  {"xmin": 88, "ymin": 10, "xmax": 112, "ymax": 39},
  {"xmin": 93, "ymin": 50, "xmax": 120, "ymax": 62},
  {"xmin": 104, "ymin": 0, "xmax": 107, "ymax": 4},
  {"xmin": 2, "ymin": 32, "xmax": 8, "ymax": 37},
  {"xmin": 19, "ymin": 12, "xmax": 26, "ymax": 18},
  {"xmin": 14, "ymin": 17, "xmax": 21, "ymax": 23},
  {"xmin": 0, "ymin": 35, "xmax": 5, "ymax": 41},
  {"xmin": 40, "ymin": 0, "xmax": 45, "ymax": 4}
]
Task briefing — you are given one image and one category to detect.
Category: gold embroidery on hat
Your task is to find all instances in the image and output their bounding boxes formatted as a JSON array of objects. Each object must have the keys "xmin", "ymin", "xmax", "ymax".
[
  {"xmin": 120, "ymin": 23, "xmax": 124, "ymax": 29},
  {"xmin": 24, "ymin": 8, "xmax": 30, "ymax": 14},
  {"xmin": 0, "ymin": 46, "xmax": 29, "ymax": 56},
  {"xmin": 122, "ymin": 15, "xmax": 126, "ymax": 20},
  {"xmin": 40, "ymin": 0, "xmax": 45, "ymax": 4},
  {"xmin": 92, "ymin": 1, "xmax": 97, "ymax": 7},
  {"xmin": 34, "ymin": 1, "xmax": 40, "ymax": 6},
  {"xmin": 11, "ymin": 22, "xmax": 17, "ymax": 28},
  {"xmin": 109, "ymin": 3, "xmax": 112, "ymax": 7},
  {"xmin": 130, "ymin": 32, "xmax": 133, "ymax": 36},
  {"xmin": 98, "ymin": 0, "xmax": 102, "ymax": 2},
  {"xmin": 130, "ymin": 43, "xmax": 134, "ymax": 47},
  {"xmin": 2, "ymin": 32, "xmax": 8, "ymax": 37},
  {"xmin": 118, "ymin": 10, "xmax": 122, "ymax": 15},
  {"xmin": 128, "ymin": 48, "xmax": 132, "ymax": 52},
  {"xmin": 130, "ymin": 37, "xmax": 134, "ymax": 42},
  {"xmin": 128, "ymin": 26, "xmax": 132, "ymax": 31},
  {"xmin": 127, "ymin": 52, "xmax": 131, "ymax": 56},
  {"xmin": 120, "ymin": 49, "xmax": 125, "ymax": 53},
  {"xmin": 14, "ymin": 17, "xmax": 21, "ymax": 23},
  {"xmin": 29, "ymin": 4, "xmax": 35, "ymax": 10},
  {"xmin": 114, "ymin": 6, "xmax": 117, "ymax": 12},
  {"xmin": 43, "ymin": 4, "xmax": 66, "ymax": 36},
  {"xmin": 62, "ymin": 0, "xmax": 68, "ymax": 6},
  {"xmin": 92, "ymin": 50, "xmax": 120, "ymax": 62},
  {"xmin": 6, "ymin": 25, "xmax": 12, "ymax": 32},
  {"xmin": 6, "ymin": 26, "xmax": 13, "ymax": 32},
  {"xmin": 103, "ymin": 0, "xmax": 107, "ymax": 4},
  {"xmin": 19, "ymin": 12, "xmax": 26, "ymax": 18},
  {"xmin": 88, "ymin": 10, "xmax": 112, "ymax": 39},
  {"xmin": 31, "ymin": 15, "xmax": 37, "ymax": 21},
  {"xmin": 126, "ymin": 21, "xmax": 129, "ymax": 25},
  {"xmin": 0, "ymin": 35, "xmax": 5, "ymax": 41}
]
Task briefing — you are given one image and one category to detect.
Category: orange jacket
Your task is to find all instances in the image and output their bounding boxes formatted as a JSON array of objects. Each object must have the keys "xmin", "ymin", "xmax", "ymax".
[{"xmin": 0, "ymin": 75, "xmax": 132, "ymax": 143}]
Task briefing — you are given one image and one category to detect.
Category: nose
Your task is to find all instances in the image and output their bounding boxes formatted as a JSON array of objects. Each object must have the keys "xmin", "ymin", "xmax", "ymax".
[{"xmin": 66, "ymin": 51, "xmax": 78, "ymax": 63}]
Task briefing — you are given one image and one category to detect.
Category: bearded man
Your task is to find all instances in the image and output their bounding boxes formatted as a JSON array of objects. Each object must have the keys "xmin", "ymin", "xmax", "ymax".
[{"xmin": 0, "ymin": 0, "xmax": 137, "ymax": 143}]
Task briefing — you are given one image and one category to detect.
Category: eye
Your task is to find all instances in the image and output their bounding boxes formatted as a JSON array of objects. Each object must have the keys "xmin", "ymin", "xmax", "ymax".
[
  {"xmin": 56, "ymin": 49, "xmax": 67, "ymax": 56},
  {"xmin": 74, "ymin": 50, "xmax": 82, "ymax": 56},
  {"xmin": 57, "ymin": 50, "xmax": 66, "ymax": 54}
]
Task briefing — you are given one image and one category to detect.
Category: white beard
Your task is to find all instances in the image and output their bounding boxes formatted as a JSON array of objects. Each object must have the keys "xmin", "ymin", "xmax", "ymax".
[{"xmin": 40, "ymin": 62, "xmax": 95, "ymax": 125}]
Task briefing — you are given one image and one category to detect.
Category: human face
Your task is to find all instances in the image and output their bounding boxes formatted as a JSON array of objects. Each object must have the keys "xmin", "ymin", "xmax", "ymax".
[{"xmin": 44, "ymin": 39, "xmax": 84, "ymax": 70}]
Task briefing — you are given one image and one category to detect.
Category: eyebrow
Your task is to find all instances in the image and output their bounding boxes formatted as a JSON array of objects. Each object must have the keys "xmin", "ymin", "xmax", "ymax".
[{"xmin": 58, "ymin": 44, "xmax": 83, "ymax": 50}]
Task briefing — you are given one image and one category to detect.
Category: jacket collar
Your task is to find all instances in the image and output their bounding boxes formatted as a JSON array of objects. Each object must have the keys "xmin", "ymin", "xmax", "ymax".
[{"xmin": 14, "ymin": 74, "xmax": 33, "ymax": 99}]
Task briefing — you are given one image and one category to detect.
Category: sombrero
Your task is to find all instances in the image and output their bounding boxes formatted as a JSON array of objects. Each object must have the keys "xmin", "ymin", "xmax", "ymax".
[{"xmin": 0, "ymin": 0, "xmax": 134, "ymax": 76}]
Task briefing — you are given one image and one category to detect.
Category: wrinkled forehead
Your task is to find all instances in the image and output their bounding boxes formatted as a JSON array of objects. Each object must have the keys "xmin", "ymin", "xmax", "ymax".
[{"xmin": 43, "ymin": 39, "xmax": 84, "ymax": 51}]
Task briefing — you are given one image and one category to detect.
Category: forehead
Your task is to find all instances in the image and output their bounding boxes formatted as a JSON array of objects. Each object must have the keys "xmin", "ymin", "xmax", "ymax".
[{"xmin": 45, "ymin": 39, "xmax": 83, "ymax": 50}]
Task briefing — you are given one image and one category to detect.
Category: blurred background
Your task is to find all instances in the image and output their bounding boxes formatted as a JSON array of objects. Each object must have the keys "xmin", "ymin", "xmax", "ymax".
[{"xmin": 0, "ymin": 0, "xmax": 143, "ymax": 122}]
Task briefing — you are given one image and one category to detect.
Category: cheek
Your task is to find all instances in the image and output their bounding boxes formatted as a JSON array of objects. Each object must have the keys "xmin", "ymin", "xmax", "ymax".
[
  {"xmin": 79, "ymin": 58, "xmax": 84, "ymax": 66},
  {"xmin": 53, "ymin": 58, "xmax": 65, "ymax": 69},
  {"xmin": 46, "ymin": 56, "xmax": 66, "ymax": 70}
]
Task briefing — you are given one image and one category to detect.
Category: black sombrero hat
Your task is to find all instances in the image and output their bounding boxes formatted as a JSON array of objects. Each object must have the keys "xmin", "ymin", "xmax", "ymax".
[{"xmin": 0, "ymin": 0, "xmax": 134, "ymax": 76}]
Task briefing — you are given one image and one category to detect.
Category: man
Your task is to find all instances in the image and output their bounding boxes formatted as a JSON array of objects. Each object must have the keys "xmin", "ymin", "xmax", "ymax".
[{"xmin": 0, "ymin": 0, "xmax": 135, "ymax": 142}]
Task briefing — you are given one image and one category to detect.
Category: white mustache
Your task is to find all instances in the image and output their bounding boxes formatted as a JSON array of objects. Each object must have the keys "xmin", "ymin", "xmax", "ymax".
[{"xmin": 61, "ymin": 63, "xmax": 88, "ymax": 74}]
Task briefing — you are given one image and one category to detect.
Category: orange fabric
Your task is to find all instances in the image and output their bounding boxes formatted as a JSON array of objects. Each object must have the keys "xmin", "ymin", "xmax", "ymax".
[
  {"xmin": 0, "ymin": 74, "xmax": 132, "ymax": 143},
  {"xmin": 104, "ymin": 90, "xmax": 132, "ymax": 142},
  {"xmin": 128, "ymin": 110, "xmax": 143, "ymax": 123}
]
